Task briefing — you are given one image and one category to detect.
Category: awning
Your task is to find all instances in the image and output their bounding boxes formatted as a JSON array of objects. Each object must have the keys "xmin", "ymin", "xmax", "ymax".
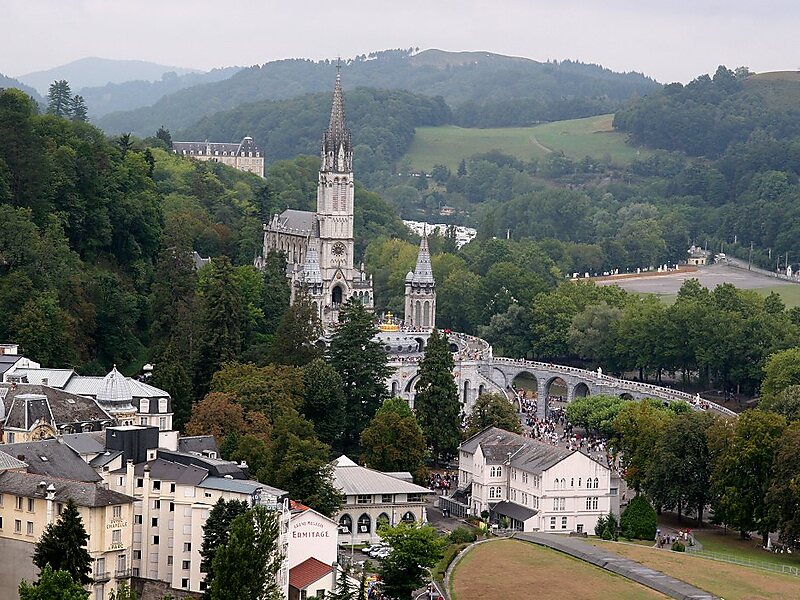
[{"xmin": 490, "ymin": 500, "xmax": 538, "ymax": 522}]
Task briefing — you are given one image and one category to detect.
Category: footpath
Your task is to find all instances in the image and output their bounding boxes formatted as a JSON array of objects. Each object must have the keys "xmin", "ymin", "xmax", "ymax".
[{"xmin": 514, "ymin": 532, "xmax": 718, "ymax": 600}]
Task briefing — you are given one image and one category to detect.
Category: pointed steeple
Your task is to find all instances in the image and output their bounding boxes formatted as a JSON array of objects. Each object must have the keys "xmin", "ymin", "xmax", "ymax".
[
  {"xmin": 303, "ymin": 220, "xmax": 323, "ymax": 285},
  {"xmin": 412, "ymin": 229, "xmax": 434, "ymax": 284},
  {"xmin": 321, "ymin": 61, "xmax": 353, "ymax": 172}
]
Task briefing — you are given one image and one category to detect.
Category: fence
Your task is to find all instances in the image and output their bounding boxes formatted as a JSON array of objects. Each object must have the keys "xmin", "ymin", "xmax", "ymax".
[{"xmin": 686, "ymin": 546, "xmax": 800, "ymax": 576}]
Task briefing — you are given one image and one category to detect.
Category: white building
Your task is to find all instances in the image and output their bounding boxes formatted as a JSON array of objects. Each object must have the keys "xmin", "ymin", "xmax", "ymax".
[
  {"xmin": 172, "ymin": 136, "xmax": 265, "ymax": 178},
  {"xmin": 287, "ymin": 502, "xmax": 339, "ymax": 600},
  {"xmin": 331, "ymin": 456, "xmax": 433, "ymax": 544},
  {"xmin": 457, "ymin": 427, "xmax": 619, "ymax": 534}
]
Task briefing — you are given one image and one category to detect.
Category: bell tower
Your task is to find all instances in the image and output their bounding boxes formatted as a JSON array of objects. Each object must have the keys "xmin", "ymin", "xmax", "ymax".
[{"xmin": 317, "ymin": 63, "xmax": 355, "ymax": 278}]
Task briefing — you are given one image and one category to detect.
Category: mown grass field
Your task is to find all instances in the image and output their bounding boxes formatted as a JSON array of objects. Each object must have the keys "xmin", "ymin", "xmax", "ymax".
[
  {"xmin": 450, "ymin": 539, "xmax": 666, "ymax": 600},
  {"xmin": 591, "ymin": 540, "xmax": 800, "ymax": 600},
  {"xmin": 405, "ymin": 114, "xmax": 647, "ymax": 172}
]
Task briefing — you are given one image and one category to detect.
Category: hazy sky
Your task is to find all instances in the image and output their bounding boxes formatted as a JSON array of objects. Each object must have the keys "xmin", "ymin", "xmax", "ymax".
[{"xmin": 3, "ymin": 0, "xmax": 799, "ymax": 83}]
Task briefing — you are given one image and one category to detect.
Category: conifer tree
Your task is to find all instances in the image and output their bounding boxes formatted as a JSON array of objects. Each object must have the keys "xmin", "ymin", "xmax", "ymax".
[
  {"xmin": 69, "ymin": 95, "xmax": 88, "ymax": 122},
  {"xmin": 268, "ymin": 289, "xmax": 322, "ymax": 366},
  {"xmin": 328, "ymin": 298, "xmax": 391, "ymax": 453},
  {"xmin": 413, "ymin": 329, "xmax": 461, "ymax": 462},
  {"xmin": 46, "ymin": 80, "xmax": 72, "ymax": 117},
  {"xmin": 193, "ymin": 256, "xmax": 245, "ymax": 396},
  {"xmin": 261, "ymin": 250, "xmax": 290, "ymax": 335},
  {"xmin": 32, "ymin": 499, "xmax": 92, "ymax": 585},
  {"xmin": 210, "ymin": 506, "xmax": 282, "ymax": 600},
  {"xmin": 327, "ymin": 566, "xmax": 355, "ymax": 600},
  {"xmin": 200, "ymin": 498, "xmax": 249, "ymax": 598},
  {"xmin": 302, "ymin": 358, "xmax": 346, "ymax": 447},
  {"xmin": 155, "ymin": 125, "xmax": 173, "ymax": 147}
]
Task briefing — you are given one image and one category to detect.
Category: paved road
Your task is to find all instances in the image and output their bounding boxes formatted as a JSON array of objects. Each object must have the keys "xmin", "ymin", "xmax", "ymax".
[{"xmin": 515, "ymin": 532, "xmax": 718, "ymax": 600}]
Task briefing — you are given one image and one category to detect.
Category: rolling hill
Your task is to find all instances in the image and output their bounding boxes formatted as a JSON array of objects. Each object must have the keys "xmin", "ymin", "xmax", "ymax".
[
  {"xmin": 404, "ymin": 114, "xmax": 647, "ymax": 171},
  {"xmin": 95, "ymin": 49, "xmax": 659, "ymax": 136},
  {"xmin": 18, "ymin": 57, "xmax": 201, "ymax": 94},
  {"xmin": 0, "ymin": 73, "xmax": 42, "ymax": 103}
]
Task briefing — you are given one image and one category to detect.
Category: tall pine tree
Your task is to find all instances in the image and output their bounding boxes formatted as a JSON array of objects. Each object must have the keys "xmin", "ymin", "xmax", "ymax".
[
  {"xmin": 69, "ymin": 95, "xmax": 88, "ymax": 122},
  {"xmin": 193, "ymin": 256, "xmax": 245, "ymax": 397},
  {"xmin": 268, "ymin": 289, "xmax": 322, "ymax": 366},
  {"xmin": 46, "ymin": 80, "xmax": 72, "ymax": 117},
  {"xmin": 32, "ymin": 499, "xmax": 92, "ymax": 585},
  {"xmin": 328, "ymin": 298, "xmax": 391, "ymax": 454},
  {"xmin": 413, "ymin": 329, "xmax": 461, "ymax": 462},
  {"xmin": 261, "ymin": 250, "xmax": 290, "ymax": 335},
  {"xmin": 200, "ymin": 498, "xmax": 249, "ymax": 598}
]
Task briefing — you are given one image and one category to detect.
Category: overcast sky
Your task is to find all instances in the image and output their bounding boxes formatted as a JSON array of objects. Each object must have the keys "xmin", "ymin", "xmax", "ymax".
[{"xmin": 3, "ymin": 0, "xmax": 799, "ymax": 83}]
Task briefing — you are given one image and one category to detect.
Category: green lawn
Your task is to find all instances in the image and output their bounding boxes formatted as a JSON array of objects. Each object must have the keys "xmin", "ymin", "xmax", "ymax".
[
  {"xmin": 693, "ymin": 529, "xmax": 800, "ymax": 569},
  {"xmin": 648, "ymin": 285, "xmax": 800, "ymax": 308},
  {"xmin": 404, "ymin": 114, "xmax": 648, "ymax": 172}
]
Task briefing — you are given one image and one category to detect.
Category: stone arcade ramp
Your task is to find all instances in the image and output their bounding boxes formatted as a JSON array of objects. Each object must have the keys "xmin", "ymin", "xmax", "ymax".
[{"xmin": 515, "ymin": 533, "xmax": 718, "ymax": 600}]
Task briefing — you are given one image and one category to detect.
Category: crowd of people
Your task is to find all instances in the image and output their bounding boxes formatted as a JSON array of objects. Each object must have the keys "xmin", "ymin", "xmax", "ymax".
[{"xmin": 428, "ymin": 470, "xmax": 457, "ymax": 495}]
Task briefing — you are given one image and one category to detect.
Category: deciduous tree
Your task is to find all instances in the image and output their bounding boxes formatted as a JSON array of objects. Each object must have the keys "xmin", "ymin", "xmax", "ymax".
[
  {"xmin": 361, "ymin": 398, "xmax": 427, "ymax": 481},
  {"xmin": 466, "ymin": 393, "xmax": 522, "ymax": 436},
  {"xmin": 19, "ymin": 565, "xmax": 89, "ymax": 600},
  {"xmin": 301, "ymin": 358, "xmax": 346, "ymax": 447},
  {"xmin": 268, "ymin": 290, "xmax": 322, "ymax": 366},
  {"xmin": 377, "ymin": 523, "xmax": 446, "ymax": 600}
]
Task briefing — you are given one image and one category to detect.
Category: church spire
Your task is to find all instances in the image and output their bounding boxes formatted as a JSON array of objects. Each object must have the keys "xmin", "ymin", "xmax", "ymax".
[
  {"xmin": 321, "ymin": 61, "xmax": 353, "ymax": 172},
  {"xmin": 412, "ymin": 229, "xmax": 435, "ymax": 284}
]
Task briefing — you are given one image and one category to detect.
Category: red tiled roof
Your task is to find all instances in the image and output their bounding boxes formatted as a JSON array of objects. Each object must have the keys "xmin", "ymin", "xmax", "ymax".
[
  {"xmin": 289, "ymin": 557, "xmax": 333, "ymax": 590},
  {"xmin": 290, "ymin": 499, "xmax": 311, "ymax": 512}
]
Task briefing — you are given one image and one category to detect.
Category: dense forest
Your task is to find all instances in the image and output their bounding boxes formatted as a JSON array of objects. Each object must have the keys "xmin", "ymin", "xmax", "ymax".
[{"xmin": 95, "ymin": 49, "xmax": 658, "ymax": 135}]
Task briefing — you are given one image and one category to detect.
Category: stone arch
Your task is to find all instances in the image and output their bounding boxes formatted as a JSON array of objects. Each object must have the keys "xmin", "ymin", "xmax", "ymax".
[
  {"xmin": 423, "ymin": 301, "xmax": 431, "ymax": 327},
  {"xmin": 414, "ymin": 337, "xmax": 425, "ymax": 353},
  {"xmin": 391, "ymin": 381, "xmax": 399, "ymax": 396},
  {"xmin": 401, "ymin": 511, "xmax": 416, "ymax": 523},
  {"xmin": 511, "ymin": 371, "xmax": 538, "ymax": 399},
  {"xmin": 377, "ymin": 513, "xmax": 390, "ymax": 528},
  {"xmin": 543, "ymin": 376, "xmax": 568, "ymax": 403},
  {"xmin": 620, "ymin": 392, "xmax": 634, "ymax": 400},
  {"xmin": 574, "ymin": 382, "xmax": 591, "ymax": 398},
  {"xmin": 405, "ymin": 374, "xmax": 420, "ymax": 393},
  {"xmin": 463, "ymin": 380, "xmax": 471, "ymax": 404},
  {"xmin": 478, "ymin": 383, "xmax": 485, "ymax": 396}
]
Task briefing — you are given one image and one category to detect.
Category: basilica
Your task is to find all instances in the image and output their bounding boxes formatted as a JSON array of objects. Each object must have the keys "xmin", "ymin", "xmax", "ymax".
[{"xmin": 256, "ymin": 69, "xmax": 435, "ymax": 330}]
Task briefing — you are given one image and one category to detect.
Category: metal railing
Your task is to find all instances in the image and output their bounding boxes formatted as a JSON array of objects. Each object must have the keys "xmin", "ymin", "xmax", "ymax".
[
  {"xmin": 686, "ymin": 546, "xmax": 800, "ymax": 576},
  {"xmin": 93, "ymin": 571, "xmax": 111, "ymax": 583}
]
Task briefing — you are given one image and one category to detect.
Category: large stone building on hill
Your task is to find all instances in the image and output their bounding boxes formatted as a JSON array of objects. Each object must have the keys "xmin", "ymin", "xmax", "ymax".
[
  {"xmin": 256, "ymin": 68, "xmax": 435, "ymax": 330},
  {"xmin": 172, "ymin": 136, "xmax": 265, "ymax": 177}
]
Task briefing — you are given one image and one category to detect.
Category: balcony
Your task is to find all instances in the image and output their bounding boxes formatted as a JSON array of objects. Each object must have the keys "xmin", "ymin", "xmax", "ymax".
[
  {"xmin": 93, "ymin": 571, "xmax": 111, "ymax": 583},
  {"xmin": 115, "ymin": 569, "xmax": 133, "ymax": 579}
]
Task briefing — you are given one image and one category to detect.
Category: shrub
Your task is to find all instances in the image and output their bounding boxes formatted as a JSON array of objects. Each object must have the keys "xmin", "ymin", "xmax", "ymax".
[
  {"xmin": 595, "ymin": 514, "xmax": 608, "ymax": 537},
  {"xmin": 601, "ymin": 526, "xmax": 613, "ymax": 540},
  {"xmin": 671, "ymin": 541, "xmax": 686, "ymax": 552},
  {"xmin": 620, "ymin": 495, "xmax": 657, "ymax": 541},
  {"xmin": 595, "ymin": 511, "xmax": 618, "ymax": 540},
  {"xmin": 448, "ymin": 527, "xmax": 477, "ymax": 544}
]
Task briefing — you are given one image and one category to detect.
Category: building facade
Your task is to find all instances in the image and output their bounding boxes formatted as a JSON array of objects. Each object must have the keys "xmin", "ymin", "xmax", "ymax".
[
  {"xmin": 172, "ymin": 137, "xmax": 265, "ymax": 177},
  {"xmin": 0, "ymin": 447, "xmax": 135, "ymax": 600},
  {"xmin": 331, "ymin": 456, "xmax": 433, "ymax": 544},
  {"xmin": 456, "ymin": 427, "xmax": 619, "ymax": 534}
]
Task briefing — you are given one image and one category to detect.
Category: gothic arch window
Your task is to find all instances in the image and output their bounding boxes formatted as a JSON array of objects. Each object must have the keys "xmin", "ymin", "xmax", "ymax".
[
  {"xmin": 339, "ymin": 514, "xmax": 352, "ymax": 534},
  {"xmin": 423, "ymin": 301, "xmax": 430, "ymax": 327},
  {"xmin": 377, "ymin": 513, "xmax": 390, "ymax": 529},
  {"xmin": 332, "ymin": 179, "xmax": 340, "ymax": 211},
  {"xmin": 332, "ymin": 285, "xmax": 343, "ymax": 305},
  {"xmin": 401, "ymin": 511, "xmax": 416, "ymax": 523},
  {"xmin": 391, "ymin": 381, "xmax": 399, "ymax": 396},
  {"xmin": 357, "ymin": 514, "xmax": 371, "ymax": 534},
  {"xmin": 463, "ymin": 380, "xmax": 470, "ymax": 403},
  {"xmin": 414, "ymin": 300, "xmax": 422, "ymax": 325}
]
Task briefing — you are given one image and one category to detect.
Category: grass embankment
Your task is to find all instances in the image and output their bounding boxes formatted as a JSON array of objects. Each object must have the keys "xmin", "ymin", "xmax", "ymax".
[
  {"xmin": 591, "ymin": 540, "xmax": 800, "ymax": 600},
  {"xmin": 692, "ymin": 528, "xmax": 800, "ymax": 569},
  {"xmin": 450, "ymin": 539, "xmax": 665, "ymax": 600},
  {"xmin": 404, "ymin": 114, "xmax": 647, "ymax": 172}
]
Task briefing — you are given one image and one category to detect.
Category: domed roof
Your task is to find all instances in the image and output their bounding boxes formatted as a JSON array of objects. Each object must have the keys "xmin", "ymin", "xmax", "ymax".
[
  {"xmin": 96, "ymin": 366, "xmax": 134, "ymax": 412},
  {"xmin": 405, "ymin": 270, "xmax": 414, "ymax": 281}
]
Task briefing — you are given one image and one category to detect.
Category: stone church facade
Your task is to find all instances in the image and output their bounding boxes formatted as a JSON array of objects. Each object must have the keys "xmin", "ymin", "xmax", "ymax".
[{"xmin": 256, "ymin": 69, "xmax": 435, "ymax": 330}]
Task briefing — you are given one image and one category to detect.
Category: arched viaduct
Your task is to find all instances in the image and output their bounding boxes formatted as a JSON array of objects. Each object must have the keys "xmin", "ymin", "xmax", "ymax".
[{"xmin": 385, "ymin": 334, "xmax": 735, "ymax": 419}]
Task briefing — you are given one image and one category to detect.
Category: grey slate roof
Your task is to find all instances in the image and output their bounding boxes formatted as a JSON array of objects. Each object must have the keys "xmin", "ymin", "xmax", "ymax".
[
  {"xmin": 198, "ymin": 477, "xmax": 287, "ymax": 498},
  {"xmin": 89, "ymin": 450, "xmax": 122, "ymax": 468},
  {"xmin": 62, "ymin": 431, "xmax": 107, "ymax": 455},
  {"xmin": 122, "ymin": 458, "xmax": 209, "ymax": 486},
  {"xmin": 412, "ymin": 235, "xmax": 435, "ymax": 285},
  {"xmin": 0, "ymin": 450, "xmax": 27, "ymax": 471},
  {"xmin": 3, "ymin": 439, "xmax": 102, "ymax": 482},
  {"xmin": 0, "ymin": 471, "xmax": 134, "ymax": 507},
  {"xmin": 490, "ymin": 500, "xmax": 538, "ymax": 522},
  {"xmin": 332, "ymin": 455, "xmax": 432, "ymax": 496},
  {"xmin": 275, "ymin": 209, "xmax": 315, "ymax": 234},
  {"xmin": 178, "ymin": 436, "xmax": 219, "ymax": 456},
  {"xmin": 0, "ymin": 355, "xmax": 21, "ymax": 376},
  {"xmin": 1, "ymin": 384, "xmax": 112, "ymax": 431},
  {"xmin": 9, "ymin": 368, "xmax": 75, "ymax": 387},
  {"xmin": 460, "ymin": 427, "xmax": 577, "ymax": 473}
]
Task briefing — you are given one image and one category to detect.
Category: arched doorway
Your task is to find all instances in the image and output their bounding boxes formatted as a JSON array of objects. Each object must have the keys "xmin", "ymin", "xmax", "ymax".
[
  {"xmin": 463, "ymin": 380, "xmax": 471, "ymax": 404},
  {"xmin": 401, "ymin": 511, "xmax": 416, "ymax": 523},
  {"xmin": 332, "ymin": 285, "xmax": 343, "ymax": 305},
  {"xmin": 574, "ymin": 382, "xmax": 590, "ymax": 399},
  {"xmin": 377, "ymin": 513, "xmax": 390, "ymax": 529},
  {"xmin": 391, "ymin": 381, "xmax": 399, "ymax": 397},
  {"xmin": 414, "ymin": 337, "xmax": 425, "ymax": 353},
  {"xmin": 620, "ymin": 392, "xmax": 634, "ymax": 400}
]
